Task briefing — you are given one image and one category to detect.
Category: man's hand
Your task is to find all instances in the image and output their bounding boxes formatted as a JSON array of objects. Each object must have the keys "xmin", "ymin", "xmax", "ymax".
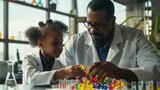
[
  {"xmin": 86, "ymin": 61, "xmax": 121, "ymax": 80},
  {"xmin": 86, "ymin": 61, "xmax": 139, "ymax": 81}
]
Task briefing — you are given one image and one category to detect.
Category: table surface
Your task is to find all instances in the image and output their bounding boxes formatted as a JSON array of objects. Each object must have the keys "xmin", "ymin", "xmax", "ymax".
[{"xmin": 0, "ymin": 84, "xmax": 60, "ymax": 90}]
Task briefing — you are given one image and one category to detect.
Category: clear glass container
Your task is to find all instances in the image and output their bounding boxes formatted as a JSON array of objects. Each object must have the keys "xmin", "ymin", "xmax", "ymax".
[{"xmin": 4, "ymin": 61, "xmax": 18, "ymax": 90}]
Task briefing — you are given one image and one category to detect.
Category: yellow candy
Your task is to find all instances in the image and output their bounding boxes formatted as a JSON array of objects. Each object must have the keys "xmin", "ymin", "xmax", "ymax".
[
  {"xmin": 0, "ymin": 32, "xmax": 2, "ymax": 39},
  {"xmin": 9, "ymin": 35, "xmax": 15, "ymax": 40},
  {"xmin": 89, "ymin": 83, "xmax": 93, "ymax": 88},
  {"xmin": 79, "ymin": 86, "xmax": 83, "ymax": 90},
  {"xmin": 79, "ymin": 64, "xmax": 84, "ymax": 70},
  {"xmin": 114, "ymin": 84, "xmax": 118, "ymax": 89},
  {"xmin": 90, "ymin": 87, "xmax": 95, "ymax": 90},
  {"xmin": 84, "ymin": 80, "xmax": 90, "ymax": 85},
  {"xmin": 118, "ymin": 80, "xmax": 125, "ymax": 88},
  {"xmin": 150, "ymin": 85, "xmax": 154, "ymax": 90},
  {"xmin": 104, "ymin": 77, "xmax": 108, "ymax": 82},
  {"xmin": 83, "ymin": 85, "xmax": 89, "ymax": 90},
  {"xmin": 79, "ymin": 83, "xmax": 84, "ymax": 87}
]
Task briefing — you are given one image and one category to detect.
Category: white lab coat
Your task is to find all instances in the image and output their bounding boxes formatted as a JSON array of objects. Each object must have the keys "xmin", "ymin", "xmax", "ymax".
[
  {"xmin": 22, "ymin": 51, "xmax": 65, "ymax": 85},
  {"xmin": 60, "ymin": 24, "xmax": 160, "ymax": 81}
]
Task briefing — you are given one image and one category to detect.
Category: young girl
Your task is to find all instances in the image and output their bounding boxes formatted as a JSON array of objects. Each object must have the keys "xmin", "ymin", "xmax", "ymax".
[{"xmin": 22, "ymin": 19, "xmax": 84, "ymax": 85}]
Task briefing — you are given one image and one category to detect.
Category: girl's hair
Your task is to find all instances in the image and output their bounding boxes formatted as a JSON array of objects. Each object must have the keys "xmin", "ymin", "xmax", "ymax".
[{"xmin": 25, "ymin": 19, "xmax": 68, "ymax": 47}]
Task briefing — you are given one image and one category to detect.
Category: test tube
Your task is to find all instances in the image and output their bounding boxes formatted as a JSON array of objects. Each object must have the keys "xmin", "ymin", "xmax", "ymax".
[
  {"xmin": 132, "ymin": 81, "xmax": 137, "ymax": 90},
  {"xmin": 145, "ymin": 81, "xmax": 150, "ymax": 90},
  {"xmin": 149, "ymin": 81, "xmax": 154, "ymax": 90},
  {"xmin": 126, "ymin": 82, "xmax": 132, "ymax": 90},
  {"xmin": 157, "ymin": 81, "xmax": 160, "ymax": 90},
  {"xmin": 138, "ymin": 81, "xmax": 144, "ymax": 90}
]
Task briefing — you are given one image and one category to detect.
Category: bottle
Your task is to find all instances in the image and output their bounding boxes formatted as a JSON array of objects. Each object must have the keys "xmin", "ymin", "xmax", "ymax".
[
  {"xmin": 4, "ymin": 61, "xmax": 18, "ymax": 90},
  {"xmin": 0, "ymin": 31, "xmax": 2, "ymax": 39},
  {"xmin": 32, "ymin": 0, "xmax": 37, "ymax": 6},
  {"xmin": 50, "ymin": 0, "xmax": 57, "ymax": 10},
  {"xmin": 38, "ymin": 0, "xmax": 43, "ymax": 7},
  {"xmin": 9, "ymin": 35, "xmax": 15, "ymax": 40},
  {"xmin": 16, "ymin": 31, "xmax": 22, "ymax": 40}
]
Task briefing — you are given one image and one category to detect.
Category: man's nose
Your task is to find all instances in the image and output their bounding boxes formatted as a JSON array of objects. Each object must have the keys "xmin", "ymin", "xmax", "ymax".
[{"xmin": 90, "ymin": 26, "xmax": 98, "ymax": 33}]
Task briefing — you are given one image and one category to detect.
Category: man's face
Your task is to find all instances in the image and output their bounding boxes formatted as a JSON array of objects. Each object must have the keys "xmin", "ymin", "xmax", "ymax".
[{"xmin": 85, "ymin": 8, "xmax": 115, "ymax": 44}]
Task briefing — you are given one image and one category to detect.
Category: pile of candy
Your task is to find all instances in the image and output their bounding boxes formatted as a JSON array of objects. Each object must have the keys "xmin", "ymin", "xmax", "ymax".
[
  {"xmin": 59, "ymin": 64, "xmax": 160, "ymax": 90},
  {"xmin": 59, "ymin": 64, "xmax": 125, "ymax": 90},
  {"xmin": 76, "ymin": 64, "xmax": 125, "ymax": 90}
]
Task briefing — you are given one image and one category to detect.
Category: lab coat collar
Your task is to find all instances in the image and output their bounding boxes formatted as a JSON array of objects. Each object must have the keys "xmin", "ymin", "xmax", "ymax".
[
  {"xmin": 85, "ymin": 23, "xmax": 123, "ymax": 62},
  {"xmin": 34, "ymin": 50, "xmax": 43, "ymax": 71},
  {"xmin": 85, "ymin": 31, "xmax": 99, "ymax": 62},
  {"xmin": 107, "ymin": 23, "xmax": 123, "ymax": 61},
  {"xmin": 34, "ymin": 50, "xmax": 59, "ymax": 71}
]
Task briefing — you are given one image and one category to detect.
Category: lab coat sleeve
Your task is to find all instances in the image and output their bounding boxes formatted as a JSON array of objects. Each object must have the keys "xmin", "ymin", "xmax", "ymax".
[
  {"xmin": 129, "ymin": 30, "xmax": 160, "ymax": 81},
  {"xmin": 22, "ymin": 55, "xmax": 56, "ymax": 85}
]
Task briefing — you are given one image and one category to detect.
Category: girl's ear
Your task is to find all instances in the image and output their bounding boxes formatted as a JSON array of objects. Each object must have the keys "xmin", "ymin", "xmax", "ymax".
[{"xmin": 38, "ymin": 39, "xmax": 43, "ymax": 48}]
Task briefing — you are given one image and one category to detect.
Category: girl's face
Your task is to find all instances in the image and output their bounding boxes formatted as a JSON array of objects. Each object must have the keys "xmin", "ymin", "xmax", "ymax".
[{"xmin": 39, "ymin": 29, "xmax": 63, "ymax": 59}]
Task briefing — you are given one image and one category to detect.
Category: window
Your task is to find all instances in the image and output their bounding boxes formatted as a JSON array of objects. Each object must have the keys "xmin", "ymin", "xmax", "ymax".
[
  {"xmin": 9, "ymin": 43, "xmax": 38, "ymax": 61},
  {"xmin": 50, "ymin": 13, "xmax": 69, "ymax": 26},
  {"xmin": 9, "ymin": 2, "xmax": 46, "ymax": 41},
  {"xmin": 113, "ymin": 1, "xmax": 126, "ymax": 24},
  {"xmin": 8, "ymin": 2, "xmax": 46, "ymax": 60},
  {"xmin": 77, "ymin": 0, "xmax": 91, "ymax": 16},
  {"xmin": 0, "ymin": 1, "xmax": 3, "ymax": 39},
  {"xmin": 0, "ymin": 0, "xmax": 77, "ymax": 61},
  {"xmin": 0, "ymin": 1, "xmax": 3, "ymax": 60},
  {"xmin": 56, "ymin": 0, "xmax": 71, "ymax": 13},
  {"xmin": 50, "ymin": 13, "xmax": 69, "ymax": 44},
  {"xmin": 78, "ymin": 23, "xmax": 87, "ymax": 33}
]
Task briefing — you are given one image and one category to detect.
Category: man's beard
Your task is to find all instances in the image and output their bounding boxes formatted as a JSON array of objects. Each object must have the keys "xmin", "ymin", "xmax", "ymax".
[{"xmin": 91, "ymin": 34, "xmax": 107, "ymax": 46}]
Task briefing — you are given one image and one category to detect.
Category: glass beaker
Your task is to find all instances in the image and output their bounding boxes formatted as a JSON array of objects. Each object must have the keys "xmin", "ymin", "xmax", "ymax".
[{"xmin": 4, "ymin": 61, "xmax": 18, "ymax": 90}]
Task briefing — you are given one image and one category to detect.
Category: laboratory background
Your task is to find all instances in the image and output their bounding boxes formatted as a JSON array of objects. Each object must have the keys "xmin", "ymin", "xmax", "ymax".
[{"xmin": 0, "ymin": 0, "xmax": 160, "ymax": 90}]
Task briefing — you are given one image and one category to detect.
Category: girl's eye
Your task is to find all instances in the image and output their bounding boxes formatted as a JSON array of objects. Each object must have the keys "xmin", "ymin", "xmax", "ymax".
[
  {"xmin": 52, "ymin": 42, "xmax": 58, "ymax": 46},
  {"xmin": 52, "ymin": 42, "xmax": 63, "ymax": 46}
]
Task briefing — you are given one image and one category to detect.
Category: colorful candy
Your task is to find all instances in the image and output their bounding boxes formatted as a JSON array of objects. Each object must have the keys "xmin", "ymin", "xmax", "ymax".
[{"xmin": 59, "ymin": 64, "xmax": 155, "ymax": 90}]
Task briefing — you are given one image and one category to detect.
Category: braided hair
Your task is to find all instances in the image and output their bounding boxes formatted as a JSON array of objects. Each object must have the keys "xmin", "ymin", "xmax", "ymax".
[{"xmin": 25, "ymin": 19, "xmax": 68, "ymax": 47}]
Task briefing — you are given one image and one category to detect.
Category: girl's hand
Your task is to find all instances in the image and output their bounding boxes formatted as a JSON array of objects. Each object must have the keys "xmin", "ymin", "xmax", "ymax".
[{"xmin": 54, "ymin": 65, "xmax": 85, "ymax": 80}]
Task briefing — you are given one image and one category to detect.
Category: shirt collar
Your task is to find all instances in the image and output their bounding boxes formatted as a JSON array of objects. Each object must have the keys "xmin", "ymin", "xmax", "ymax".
[
  {"xmin": 96, "ymin": 28, "xmax": 115, "ymax": 49},
  {"xmin": 40, "ymin": 50, "xmax": 55, "ymax": 62}
]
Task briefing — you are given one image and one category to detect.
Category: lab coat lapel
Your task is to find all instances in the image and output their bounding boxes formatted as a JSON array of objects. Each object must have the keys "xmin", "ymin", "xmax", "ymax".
[
  {"xmin": 85, "ymin": 32, "xmax": 99, "ymax": 62},
  {"xmin": 35, "ymin": 51, "xmax": 43, "ymax": 71},
  {"xmin": 107, "ymin": 24, "xmax": 123, "ymax": 62}
]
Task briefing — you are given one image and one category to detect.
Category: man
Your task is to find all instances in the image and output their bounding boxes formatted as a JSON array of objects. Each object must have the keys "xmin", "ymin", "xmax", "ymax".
[{"xmin": 60, "ymin": 0, "xmax": 160, "ymax": 81}]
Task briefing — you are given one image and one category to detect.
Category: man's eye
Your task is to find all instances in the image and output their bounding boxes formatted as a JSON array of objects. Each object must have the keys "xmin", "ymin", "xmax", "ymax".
[
  {"xmin": 95, "ymin": 24, "xmax": 102, "ymax": 27},
  {"xmin": 52, "ymin": 42, "xmax": 59, "ymax": 46}
]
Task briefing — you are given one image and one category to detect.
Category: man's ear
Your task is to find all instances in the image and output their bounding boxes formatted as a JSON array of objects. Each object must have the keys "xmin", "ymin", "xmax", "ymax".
[{"xmin": 111, "ymin": 16, "xmax": 116, "ymax": 26}]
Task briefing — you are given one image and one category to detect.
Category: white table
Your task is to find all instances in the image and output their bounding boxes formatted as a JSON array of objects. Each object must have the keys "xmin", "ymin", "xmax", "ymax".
[{"xmin": 0, "ymin": 84, "xmax": 60, "ymax": 90}]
